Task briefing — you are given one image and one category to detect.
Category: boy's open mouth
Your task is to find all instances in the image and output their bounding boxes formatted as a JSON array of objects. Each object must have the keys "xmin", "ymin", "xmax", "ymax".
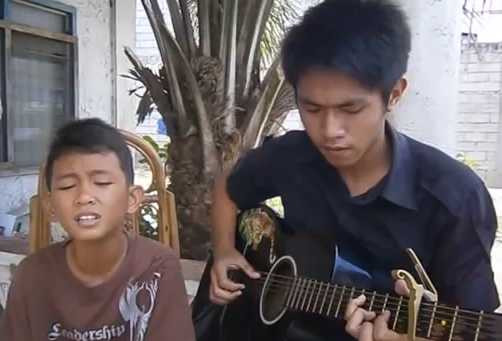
[{"xmin": 74, "ymin": 212, "xmax": 102, "ymax": 226}]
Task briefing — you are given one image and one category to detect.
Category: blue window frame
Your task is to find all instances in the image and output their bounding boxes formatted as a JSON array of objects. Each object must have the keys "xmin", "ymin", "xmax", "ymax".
[{"xmin": 0, "ymin": 0, "xmax": 77, "ymax": 171}]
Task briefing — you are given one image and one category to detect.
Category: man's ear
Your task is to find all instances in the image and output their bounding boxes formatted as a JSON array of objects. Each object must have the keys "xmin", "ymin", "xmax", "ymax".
[
  {"xmin": 387, "ymin": 77, "xmax": 408, "ymax": 112},
  {"xmin": 127, "ymin": 185, "xmax": 145, "ymax": 215},
  {"xmin": 44, "ymin": 193, "xmax": 58, "ymax": 222}
]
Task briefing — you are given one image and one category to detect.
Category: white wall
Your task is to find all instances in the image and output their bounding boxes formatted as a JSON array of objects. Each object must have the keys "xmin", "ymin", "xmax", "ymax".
[{"xmin": 0, "ymin": 0, "xmax": 137, "ymax": 213}]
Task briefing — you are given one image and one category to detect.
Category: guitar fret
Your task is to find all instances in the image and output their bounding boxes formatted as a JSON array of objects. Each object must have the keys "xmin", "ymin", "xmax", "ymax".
[
  {"xmin": 350, "ymin": 287, "xmax": 356, "ymax": 298},
  {"xmin": 327, "ymin": 284, "xmax": 338, "ymax": 317},
  {"xmin": 382, "ymin": 293, "xmax": 389, "ymax": 313},
  {"xmin": 292, "ymin": 278, "xmax": 304, "ymax": 310},
  {"xmin": 447, "ymin": 306, "xmax": 459, "ymax": 341},
  {"xmin": 306, "ymin": 280, "xmax": 316, "ymax": 312},
  {"xmin": 312, "ymin": 281, "xmax": 323, "ymax": 313},
  {"xmin": 318, "ymin": 282, "xmax": 329, "ymax": 315},
  {"xmin": 359, "ymin": 288, "xmax": 365, "ymax": 310},
  {"xmin": 368, "ymin": 291, "xmax": 376, "ymax": 311},
  {"xmin": 285, "ymin": 277, "xmax": 298, "ymax": 308},
  {"xmin": 335, "ymin": 286, "xmax": 346, "ymax": 317},
  {"xmin": 288, "ymin": 277, "xmax": 299, "ymax": 309},
  {"xmin": 393, "ymin": 296, "xmax": 403, "ymax": 330},
  {"xmin": 427, "ymin": 302, "xmax": 437, "ymax": 338},
  {"xmin": 300, "ymin": 279, "xmax": 312, "ymax": 311},
  {"xmin": 474, "ymin": 310, "xmax": 483, "ymax": 341}
]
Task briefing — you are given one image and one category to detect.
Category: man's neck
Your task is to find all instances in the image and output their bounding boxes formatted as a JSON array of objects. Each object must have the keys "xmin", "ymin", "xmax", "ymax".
[
  {"xmin": 66, "ymin": 230, "xmax": 128, "ymax": 286},
  {"xmin": 338, "ymin": 129, "xmax": 391, "ymax": 197}
]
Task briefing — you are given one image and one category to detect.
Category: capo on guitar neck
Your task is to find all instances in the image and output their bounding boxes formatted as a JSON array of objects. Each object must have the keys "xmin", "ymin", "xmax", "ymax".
[{"xmin": 391, "ymin": 248, "xmax": 438, "ymax": 341}]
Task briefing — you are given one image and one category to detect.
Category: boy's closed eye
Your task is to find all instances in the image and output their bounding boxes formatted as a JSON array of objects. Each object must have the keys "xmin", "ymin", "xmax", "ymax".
[
  {"xmin": 57, "ymin": 184, "xmax": 76, "ymax": 191},
  {"xmin": 95, "ymin": 181, "xmax": 112, "ymax": 186}
]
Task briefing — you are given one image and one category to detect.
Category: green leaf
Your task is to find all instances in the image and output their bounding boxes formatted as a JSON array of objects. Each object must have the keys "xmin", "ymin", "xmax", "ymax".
[{"xmin": 143, "ymin": 135, "xmax": 160, "ymax": 152}]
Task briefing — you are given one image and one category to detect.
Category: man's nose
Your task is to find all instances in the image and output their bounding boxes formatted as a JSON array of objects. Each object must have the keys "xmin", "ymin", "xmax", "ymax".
[{"xmin": 322, "ymin": 112, "xmax": 346, "ymax": 139}]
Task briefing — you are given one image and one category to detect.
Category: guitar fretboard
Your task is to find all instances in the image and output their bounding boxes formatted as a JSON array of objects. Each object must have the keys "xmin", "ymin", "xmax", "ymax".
[{"xmin": 276, "ymin": 277, "xmax": 502, "ymax": 341}]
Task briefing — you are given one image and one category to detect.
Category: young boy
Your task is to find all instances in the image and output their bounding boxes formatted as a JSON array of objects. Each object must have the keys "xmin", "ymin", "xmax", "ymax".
[{"xmin": 0, "ymin": 118, "xmax": 195, "ymax": 341}]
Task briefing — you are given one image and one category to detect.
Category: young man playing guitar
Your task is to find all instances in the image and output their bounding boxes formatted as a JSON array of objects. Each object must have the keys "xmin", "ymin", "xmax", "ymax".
[{"xmin": 208, "ymin": 0, "xmax": 500, "ymax": 340}]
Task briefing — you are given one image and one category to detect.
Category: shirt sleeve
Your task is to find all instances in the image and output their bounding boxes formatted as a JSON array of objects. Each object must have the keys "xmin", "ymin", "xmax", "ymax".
[
  {"xmin": 0, "ymin": 259, "xmax": 31, "ymax": 341},
  {"xmin": 144, "ymin": 253, "xmax": 196, "ymax": 341},
  {"xmin": 226, "ymin": 139, "xmax": 281, "ymax": 210},
  {"xmin": 431, "ymin": 183, "xmax": 500, "ymax": 311}
]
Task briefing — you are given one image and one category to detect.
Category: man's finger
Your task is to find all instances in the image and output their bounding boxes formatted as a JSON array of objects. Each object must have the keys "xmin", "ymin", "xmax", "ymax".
[
  {"xmin": 373, "ymin": 311, "xmax": 406, "ymax": 341},
  {"xmin": 209, "ymin": 288, "xmax": 240, "ymax": 306},
  {"xmin": 359, "ymin": 322, "xmax": 374, "ymax": 341},
  {"xmin": 210, "ymin": 270, "xmax": 241, "ymax": 303},
  {"xmin": 345, "ymin": 294, "xmax": 367, "ymax": 320},
  {"xmin": 237, "ymin": 258, "xmax": 261, "ymax": 279},
  {"xmin": 214, "ymin": 265, "xmax": 245, "ymax": 291},
  {"xmin": 345, "ymin": 307, "xmax": 376, "ymax": 338},
  {"xmin": 210, "ymin": 284, "xmax": 241, "ymax": 304},
  {"xmin": 394, "ymin": 279, "xmax": 410, "ymax": 297}
]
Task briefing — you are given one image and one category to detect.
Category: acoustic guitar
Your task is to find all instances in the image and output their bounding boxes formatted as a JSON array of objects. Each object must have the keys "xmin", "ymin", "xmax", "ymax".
[{"xmin": 191, "ymin": 204, "xmax": 502, "ymax": 341}]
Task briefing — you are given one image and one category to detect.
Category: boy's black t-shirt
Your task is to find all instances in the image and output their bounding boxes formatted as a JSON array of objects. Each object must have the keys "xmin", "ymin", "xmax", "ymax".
[{"xmin": 0, "ymin": 232, "xmax": 196, "ymax": 341}]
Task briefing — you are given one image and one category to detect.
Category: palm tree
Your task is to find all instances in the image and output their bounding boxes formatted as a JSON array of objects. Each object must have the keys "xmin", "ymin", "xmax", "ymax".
[{"xmin": 125, "ymin": 0, "xmax": 317, "ymax": 260}]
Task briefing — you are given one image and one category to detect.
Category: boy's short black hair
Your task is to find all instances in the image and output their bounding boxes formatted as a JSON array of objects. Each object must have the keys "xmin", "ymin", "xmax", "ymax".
[
  {"xmin": 281, "ymin": 0, "xmax": 411, "ymax": 102},
  {"xmin": 45, "ymin": 118, "xmax": 134, "ymax": 190}
]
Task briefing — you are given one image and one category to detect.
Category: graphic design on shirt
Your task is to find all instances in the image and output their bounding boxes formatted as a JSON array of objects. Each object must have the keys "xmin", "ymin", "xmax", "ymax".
[
  {"xmin": 46, "ymin": 272, "xmax": 161, "ymax": 341},
  {"xmin": 119, "ymin": 272, "xmax": 160, "ymax": 341}
]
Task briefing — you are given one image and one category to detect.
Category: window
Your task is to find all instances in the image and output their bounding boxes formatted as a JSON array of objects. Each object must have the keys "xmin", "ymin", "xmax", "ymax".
[{"xmin": 0, "ymin": 0, "xmax": 76, "ymax": 170}]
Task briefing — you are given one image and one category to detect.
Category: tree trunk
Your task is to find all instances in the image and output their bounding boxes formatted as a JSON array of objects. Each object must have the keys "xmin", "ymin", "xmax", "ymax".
[
  {"xmin": 167, "ymin": 133, "xmax": 239, "ymax": 261},
  {"xmin": 170, "ymin": 167, "xmax": 216, "ymax": 261}
]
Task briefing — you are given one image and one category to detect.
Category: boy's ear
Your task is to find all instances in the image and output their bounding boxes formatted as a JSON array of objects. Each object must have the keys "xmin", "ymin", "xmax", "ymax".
[
  {"xmin": 44, "ymin": 193, "xmax": 58, "ymax": 222},
  {"xmin": 127, "ymin": 185, "xmax": 145, "ymax": 215}
]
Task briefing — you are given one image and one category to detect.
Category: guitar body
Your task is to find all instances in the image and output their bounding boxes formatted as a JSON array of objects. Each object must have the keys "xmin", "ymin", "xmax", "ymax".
[{"xmin": 191, "ymin": 205, "xmax": 374, "ymax": 341}]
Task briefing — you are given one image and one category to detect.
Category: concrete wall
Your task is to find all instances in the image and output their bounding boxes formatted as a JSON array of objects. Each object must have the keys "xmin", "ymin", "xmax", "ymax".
[
  {"xmin": 0, "ymin": 0, "xmax": 137, "ymax": 213},
  {"xmin": 457, "ymin": 40, "xmax": 502, "ymax": 186}
]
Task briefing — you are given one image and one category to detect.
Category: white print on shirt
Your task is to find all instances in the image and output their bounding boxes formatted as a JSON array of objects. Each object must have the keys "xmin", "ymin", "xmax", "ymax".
[
  {"xmin": 46, "ymin": 272, "xmax": 161, "ymax": 341},
  {"xmin": 119, "ymin": 272, "xmax": 160, "ymax": 341},
  {"xmin": 46, "ymin": 324, "xmax": 125, "ymax": 341}
]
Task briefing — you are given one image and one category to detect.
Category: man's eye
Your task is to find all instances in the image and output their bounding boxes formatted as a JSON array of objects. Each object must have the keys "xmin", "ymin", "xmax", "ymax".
[
  {"xmin": 305, "ymin": 106, "xmax": 321, "ymax": 114},
  {"xmin": 95, "ymin": 182, "xmax": 112, "ymax": 186},
  {"xmin": 344, "ymin": 107, "xmax": 363, "ymax": 114},
  {"xmin": 57, "ymin": 185, "xmax": 75, "ymax": 191}
]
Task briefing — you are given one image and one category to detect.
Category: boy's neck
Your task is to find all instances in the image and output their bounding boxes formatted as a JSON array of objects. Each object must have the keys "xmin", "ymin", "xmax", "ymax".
[{"xmin": 66, "ymin": 230, "xmax": 128, "ymax": 287}]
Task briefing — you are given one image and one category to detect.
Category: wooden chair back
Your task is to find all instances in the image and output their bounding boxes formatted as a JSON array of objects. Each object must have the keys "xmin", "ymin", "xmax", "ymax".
[{"xmin": 28, "ymin": 129, "xmax": 180, "ymax": 256}]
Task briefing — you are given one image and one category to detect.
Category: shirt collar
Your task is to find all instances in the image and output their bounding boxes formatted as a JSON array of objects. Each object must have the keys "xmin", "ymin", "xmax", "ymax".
[{"xmin": 382, "ymin": 121, "xmax": 418, "ymax": 211}]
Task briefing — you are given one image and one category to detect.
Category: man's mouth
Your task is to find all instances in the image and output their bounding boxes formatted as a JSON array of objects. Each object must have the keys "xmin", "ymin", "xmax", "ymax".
[
  {"xmin": 323, "ymin": 146, "xmax": 350, "ymax": 152},
  {"xmin": 74, "ymin": 212, "xmax": 102, "ymax": 226}
]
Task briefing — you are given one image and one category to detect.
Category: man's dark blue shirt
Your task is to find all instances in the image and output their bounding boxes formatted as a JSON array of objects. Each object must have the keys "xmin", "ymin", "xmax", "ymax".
[{"xmin": 226, "ymin": 123, "xmax": 500, "ymax": 320}]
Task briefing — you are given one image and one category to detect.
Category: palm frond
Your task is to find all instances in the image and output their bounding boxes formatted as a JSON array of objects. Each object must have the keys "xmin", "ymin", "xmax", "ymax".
[{"xmin": 142, "ymin": 0, "xmax": 221, "ymax": 174}]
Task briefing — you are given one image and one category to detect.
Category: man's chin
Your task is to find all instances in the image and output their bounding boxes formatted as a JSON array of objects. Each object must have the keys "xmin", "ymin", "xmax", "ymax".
[{"xmin": 321, "ymin": 152, "xmax": 358, "ymax": 168}]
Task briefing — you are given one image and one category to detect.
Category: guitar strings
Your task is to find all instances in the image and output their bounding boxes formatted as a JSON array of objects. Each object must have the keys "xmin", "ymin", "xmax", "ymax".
[
  {"xmin": 255, "ymin": 271, "xmax": 493, "ymax": 319},
  {"xmin": 254, "ymin": 277, "xmax": 501, "ymax": 337},
  {"xmin": 244, "ymin": 271, "xmax": 501, "ymax": 334}
]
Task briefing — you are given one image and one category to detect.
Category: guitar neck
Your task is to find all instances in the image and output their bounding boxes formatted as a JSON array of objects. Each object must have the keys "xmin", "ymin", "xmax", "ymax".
[{"xmin": 283, "ymin": 278, "xmax": 502, "ymax": 341}]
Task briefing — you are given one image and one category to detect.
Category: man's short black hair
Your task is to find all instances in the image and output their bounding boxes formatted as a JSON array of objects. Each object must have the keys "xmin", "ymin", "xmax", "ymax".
[
  {"xmin": 281, "ymin": 0, "xmax": 411, "ymax": 102},
  {"xmin": 45, "ymin": 118, "xmax": 134, "ymax": 190}
]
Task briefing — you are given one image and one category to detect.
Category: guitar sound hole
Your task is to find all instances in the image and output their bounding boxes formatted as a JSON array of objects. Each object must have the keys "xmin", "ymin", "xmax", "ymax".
[{"xmin": 260, "ymin": 255, "xmax": 297, "ymax": 325}]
